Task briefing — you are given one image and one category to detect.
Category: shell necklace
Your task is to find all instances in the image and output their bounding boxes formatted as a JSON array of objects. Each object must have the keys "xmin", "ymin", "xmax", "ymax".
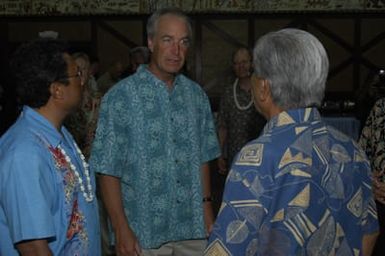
[
  {"xmin": 58, "ymin": 143, "xmax": 94, "ymax": 202},
  {"xmin": 233, "ymin": 78, "xmax": 253, "ymax": 110}
]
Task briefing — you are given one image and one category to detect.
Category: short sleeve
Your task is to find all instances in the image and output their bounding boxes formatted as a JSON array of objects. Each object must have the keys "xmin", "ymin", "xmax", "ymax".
[
  {"xmin": 199, "ymin": 92, "xmax": 220, "ymax": 163},
  {"xmin": 89, "ymin": 88, "xmax": 124, "ymax": 177},
  {"xmin": 362, "ymin": 197, "xmax": 379, "ymax": 234},
  {"xmin": 206, "ymin": 166, "xmax": 263, "ymax": 255},
  {"xmin": 0, "ymin": 145, "xmax": 56, "ymax": 244}
]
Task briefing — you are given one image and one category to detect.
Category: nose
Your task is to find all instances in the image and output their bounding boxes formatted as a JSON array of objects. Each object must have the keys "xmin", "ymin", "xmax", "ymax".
[{"xmin": 171, "ymin": 41, "xmax": 180, "ymax": 55}]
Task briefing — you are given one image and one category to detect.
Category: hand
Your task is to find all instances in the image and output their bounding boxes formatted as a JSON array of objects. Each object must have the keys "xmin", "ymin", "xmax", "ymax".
[
  {"xmin": 372, "ymin": 170, "xmax": 385, "ymax": 204},
  {"xmin": 217, "ymin": 157, "xmax": 228, "ymax": 175},
  {"xmin": 114, "ymin": 224, "xmax": 142, "ymax": 256},
  {"xmin": 203, "ymin": 202, "xmax": 215, "ymax": 237}
]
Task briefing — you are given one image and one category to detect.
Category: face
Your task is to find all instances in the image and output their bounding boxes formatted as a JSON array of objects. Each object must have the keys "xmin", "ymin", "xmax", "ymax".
[
  {"xmin": 131, "ymin": 52, "xmax": 146, "ymax": 72},
  {"xmin": 233, "ymin": 49, "xmax": 252, "ymax": 79},
  {"xmin": 111, "ymin": 62, "xmax": 124, "ymax": 81},
  {"xmin": 61, "ymin": 53, "xmax": 84, "ymax": 111},
  {"xmin": 148, "ymin": 14, "xmax": 190, "ymax": 80},
  {"xmin": 75, "ymin": 57, "xmax": 90, "ymax": 85}
]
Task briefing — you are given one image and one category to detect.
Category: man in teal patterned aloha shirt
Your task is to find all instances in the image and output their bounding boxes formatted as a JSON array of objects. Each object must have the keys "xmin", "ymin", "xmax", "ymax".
[
  {"xmin": 205, "ymin": 29, "xmax": 379, "ymax": 256},
  {"xmin": 90, "ymin": 8, "xmax": 220, "ymax": 256}
]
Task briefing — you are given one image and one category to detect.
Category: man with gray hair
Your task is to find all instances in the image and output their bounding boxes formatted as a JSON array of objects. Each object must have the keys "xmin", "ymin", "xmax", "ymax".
[
  {"xmin": 90, "ymin": 7, "xmax": 219, "ymax": 256},
  {"xmin": 205, "ymin": 28, "xmax": 379, "ymax": 256}
]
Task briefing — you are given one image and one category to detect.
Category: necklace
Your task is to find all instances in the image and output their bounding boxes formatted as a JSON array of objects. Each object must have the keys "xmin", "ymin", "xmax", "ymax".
[
  {"xmin": 233, "ymin": 78, "xmax": 253, "ymax": 110},
  {"xmin": 58, "ymin": 143, "xmax": 94, "ymax": 202}
]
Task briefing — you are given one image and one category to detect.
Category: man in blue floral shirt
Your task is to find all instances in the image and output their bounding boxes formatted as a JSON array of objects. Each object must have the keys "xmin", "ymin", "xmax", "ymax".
[
  {"xmin": 90, "ymin": 8, "xmax": 220, "ymax": 256},
  {"xmin": 205, "ymin": 29, "xmax": 379, "ymax": 256},
  {"xmin": 0, "ymin": 39, "xmax": 100, "ymax": 255}
]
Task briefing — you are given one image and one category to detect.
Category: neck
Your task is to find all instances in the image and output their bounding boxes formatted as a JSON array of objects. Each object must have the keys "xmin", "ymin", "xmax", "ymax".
[
  {"xmin": 148, "ymin": 63, "xmax": 175, "ymax": 89},
  {"xmin": 238, "ymin": 77, "xmax": 251, "ymax": 91},
  {"xmin": 35, "ymin": 104, "xmax": 66, "ymax": 131}
]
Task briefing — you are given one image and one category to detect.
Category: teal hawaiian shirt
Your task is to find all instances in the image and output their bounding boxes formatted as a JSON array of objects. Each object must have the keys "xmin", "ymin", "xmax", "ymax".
[
  {"xmin": 90, "ymin": 65, "xmax": 220, "ymax": 249},
  {"xmin": 206, "ymin": 108, "xmax": 378, "ymax": 256}
]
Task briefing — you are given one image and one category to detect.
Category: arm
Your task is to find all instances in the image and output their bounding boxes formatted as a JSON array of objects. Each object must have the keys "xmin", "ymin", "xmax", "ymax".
[
  {"xmin": 217, "ymin": 127, "xmax": 228, "ymax": 174},
  {"xmin": 16, "ymin": 239, "xmax": 52, "ymax": 256},
  {"xmin": 201, "ymin": 162, "xmax": 215, "ymax": 235},
  {"xmin": 98, "ymin": 175, "xmax": 141, "ymax": 256},
  {"xmin": 362, "ymin": 231, "xmax": 379, "ymax": 256}
]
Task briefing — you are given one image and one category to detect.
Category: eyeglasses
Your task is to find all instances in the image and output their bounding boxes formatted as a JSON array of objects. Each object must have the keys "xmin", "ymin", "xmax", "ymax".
[{"xmin": 56, "ymin": 69, "xmax": 82, "ymax": 81}]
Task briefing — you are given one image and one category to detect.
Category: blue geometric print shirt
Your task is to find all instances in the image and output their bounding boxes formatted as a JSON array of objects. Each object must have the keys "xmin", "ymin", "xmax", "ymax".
[
  {"xmin": 90, "ymin": 65, "xmax": 220, "ymax": 249},
  {"xmin": 206, "ymin": 108, "xmax": 378, "ymax": 256}
]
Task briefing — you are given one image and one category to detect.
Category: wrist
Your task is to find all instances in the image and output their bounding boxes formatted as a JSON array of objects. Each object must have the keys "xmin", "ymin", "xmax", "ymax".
[{"xmin": 202, "ymin": 196, "xmax": 214, "ymax": 203}]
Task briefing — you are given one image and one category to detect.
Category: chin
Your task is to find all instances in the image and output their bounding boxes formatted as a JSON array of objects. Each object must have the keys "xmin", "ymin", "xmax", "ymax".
[{"xmin": 165, "ymin": 67, "xmax": 182, "ymax": 74}]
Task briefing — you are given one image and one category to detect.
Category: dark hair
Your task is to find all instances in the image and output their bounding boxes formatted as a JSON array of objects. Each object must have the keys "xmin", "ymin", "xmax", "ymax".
[{"xmin": 10, "ymin": 38, "xmax": 69, "ymax": 108}]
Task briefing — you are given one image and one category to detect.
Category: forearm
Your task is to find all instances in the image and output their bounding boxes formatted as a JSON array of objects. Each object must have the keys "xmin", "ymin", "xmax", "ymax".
[
  {"xmin": 218, "ymin": 127, "xmax": 227, "ymax": 155},
  {"xmin": 362, "ymin": 231, "xmax": 379, "ymax": 256},
  {"xmin": 201, "ymin": 162, "xmax": 215, "ymax": 234},
  {"xmin": 16, "ymin": 239, "xmax": 52, "ymax": 256},
  {"xmin": 98, "ymin": 174, "xmax": 130, "ymax": 230},
  {"xmin": 201, "ymin": 163, "xmax": 212, "ymax": 198},
  {"xmin": 99, "ymin": 174, "xmax": 141, "ymax": 255}
]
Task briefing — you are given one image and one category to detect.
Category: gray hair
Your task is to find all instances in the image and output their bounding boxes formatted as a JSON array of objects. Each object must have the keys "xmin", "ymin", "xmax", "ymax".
[
  {"xmin": 253, "ymin": 28, "xmax": 329, "ymax": 109},
  {"xmin": 146, "ymin": 7, "xmax": 192, "ymax": 40},
  {"xmin": 129, "ymin": 46, "xmax": 150, "ymax": 63}
]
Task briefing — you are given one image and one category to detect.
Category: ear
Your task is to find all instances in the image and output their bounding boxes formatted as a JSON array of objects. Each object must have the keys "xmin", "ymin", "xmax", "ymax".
[
  {"xmin": 147, "ymin": 38, "xmax": 154, "ymax": 53},
  {"xmin": 49, "ymin": 82, "xmax": 65, "ymax": 100},
  {"xmin": 258, "ymin": 79, "xmax": 271, "ymax": 102}
]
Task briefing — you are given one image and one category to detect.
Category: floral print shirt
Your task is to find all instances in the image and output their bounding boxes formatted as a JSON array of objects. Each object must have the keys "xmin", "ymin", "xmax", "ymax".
[
  {"xmin": 359, "ymin": 97, "xmax": 385, "ymax": 176},
  {"xmin": 0, "ymin": 106, "xmax": 100, "ymax": 256},
  {"xmin": 90, "ymin": 65, "xmax": 220, "ymax": 249}
]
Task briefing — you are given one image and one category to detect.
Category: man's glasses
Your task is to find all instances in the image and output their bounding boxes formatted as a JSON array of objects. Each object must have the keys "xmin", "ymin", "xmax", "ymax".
[{"xmin": 56, "ymin": 69, "xmax": 82, "ymax": 82}]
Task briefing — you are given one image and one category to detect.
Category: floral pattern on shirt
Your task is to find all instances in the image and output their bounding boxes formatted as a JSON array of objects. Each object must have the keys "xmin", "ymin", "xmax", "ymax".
[
  {"xmin": 90, "ymin": 65, "xmax": 220, "ymax": 249},
  {"xmin": 48, "ymin": 144, "xmax": 89, "ymax": 252},
  {"xmin": 49, "ymin": 146, "xmax": 76, "ymax": 203},
  {"xmin": 359, "ymin": 97, "xmax": 385, "ymax": 175}
]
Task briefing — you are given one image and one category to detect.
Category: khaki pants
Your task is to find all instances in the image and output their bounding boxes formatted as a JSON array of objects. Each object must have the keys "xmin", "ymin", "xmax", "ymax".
[{"xmin": 142, "ymin": 239, "xmax": 207, "ymax": 256}]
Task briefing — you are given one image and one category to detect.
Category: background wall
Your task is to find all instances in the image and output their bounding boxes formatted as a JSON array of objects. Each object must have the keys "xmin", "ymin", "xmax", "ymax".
[
  {"xmin": 0, "ymin": 1, "xmax": 385, "ymax": 119},
  {"xmin": 2, "ymin": 12, "xmax": 385, "ymax": 102}
]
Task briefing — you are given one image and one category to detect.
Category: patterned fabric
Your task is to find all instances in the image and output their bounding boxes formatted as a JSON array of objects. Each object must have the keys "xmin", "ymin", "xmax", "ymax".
[
  {"xmin": 90, "ymin": 65, "xmax": 220, "ymax": 249},
  {"xmin": 0, "ymin": 106, "xmax": 100, "ymax": 256},
  {"xmin": 359, "ymin": 97, "xmax": 385, "ymax": 174},
  {"xmin": 217, "ymin": 81, "xmax": 265, "ymax": 164},
  {"xmin": 206, "ymin": 107, "xmax": 378, "ymax": 256}
]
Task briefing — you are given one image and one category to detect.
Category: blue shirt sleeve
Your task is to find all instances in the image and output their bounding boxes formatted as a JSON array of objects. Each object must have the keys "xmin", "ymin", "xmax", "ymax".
[
  {"xmin": 0, "ymin": 144, "xmax": 56, "ymax": 244},
  {"xmin": 206, "ymin": 166, "xmax": 264, "ymax": 255}
]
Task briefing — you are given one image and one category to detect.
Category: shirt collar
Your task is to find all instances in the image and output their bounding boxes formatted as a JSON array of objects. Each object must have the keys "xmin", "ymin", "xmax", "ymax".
[
  {"xmin": 22, "ymin": 105, "xmax": 64, "ymax": 148},
  {"xmin": 137, "ymin": 64, "xmax": 182, "ymax": 89},
  {"xmin": 264, "ymin": 107, "xmax": 322, "ymax": 132}
]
